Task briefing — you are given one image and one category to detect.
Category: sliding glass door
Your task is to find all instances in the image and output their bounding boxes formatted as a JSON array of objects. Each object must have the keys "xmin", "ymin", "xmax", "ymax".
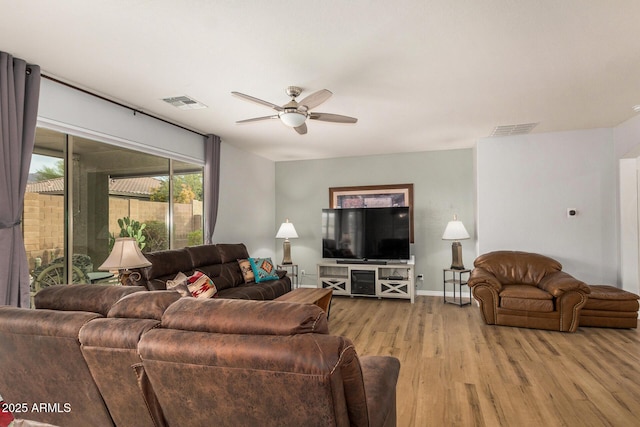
[{"xmin": 24, "ymin": 128, "xmax": 203, "ymax": 296}]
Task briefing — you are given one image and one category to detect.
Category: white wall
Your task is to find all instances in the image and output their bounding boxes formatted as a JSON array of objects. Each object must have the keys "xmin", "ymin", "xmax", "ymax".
[
  {"xmin": 476, "ymin": 129, "xmax": 617, "ymax": 285},
  {"xmin": 38, "ymin": 78, "xmax": 205, "ymax": 164},
  {"xmin": 619, "ymin": 159, "xmax": 639, "ymax": 294},
  {"xmin": 614, "ymin": 114, "xmax": 640, "ymax": 294},
  {"xmin": 213, "ymin": 142, "xmax": 276, "ymax": 259},
  {"xmin": 275, "ymin": 149, "xmax": 475, "ymax": 292}
]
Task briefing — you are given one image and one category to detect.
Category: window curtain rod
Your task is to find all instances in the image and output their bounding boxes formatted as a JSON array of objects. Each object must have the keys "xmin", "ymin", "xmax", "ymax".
[{"xmin": 42, "ymin": 74, "xmax": 207, "ymax": 137}]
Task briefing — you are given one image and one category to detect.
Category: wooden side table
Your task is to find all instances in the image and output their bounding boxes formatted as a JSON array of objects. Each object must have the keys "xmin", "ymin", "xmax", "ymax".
[{"xmin": 443, "ymin": 269, "xmax": 471, "ymax": 306}]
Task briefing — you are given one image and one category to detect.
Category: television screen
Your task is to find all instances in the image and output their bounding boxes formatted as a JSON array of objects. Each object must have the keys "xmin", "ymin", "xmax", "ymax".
[
  {"xmin": 321, "ymin": 208, "xmax": 365, "ymax": 259},
  {"xmin": 322, "ymin": 207, "xmax": 410, "ymax": 260}
]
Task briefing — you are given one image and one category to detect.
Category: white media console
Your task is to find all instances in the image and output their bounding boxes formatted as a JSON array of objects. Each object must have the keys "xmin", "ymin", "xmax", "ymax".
[{"xmin": 317, "ymin": 261, "xmax": 415, "ymax": 303}]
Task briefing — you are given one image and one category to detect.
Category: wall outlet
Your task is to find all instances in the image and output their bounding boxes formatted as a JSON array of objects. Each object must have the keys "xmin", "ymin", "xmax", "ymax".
[
  {"xmin": 416, "ymin": 274, "xmax": 424, "ymax": 280},
  {"xmin": 301, "ymin": 270, "xmax": 305, "ymax": 276}
]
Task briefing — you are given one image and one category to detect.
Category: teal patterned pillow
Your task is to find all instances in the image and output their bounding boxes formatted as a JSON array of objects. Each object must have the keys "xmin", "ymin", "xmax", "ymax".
[{"xmin": 248, "ymin": 257, "xmax": 279, "ymax": 283}]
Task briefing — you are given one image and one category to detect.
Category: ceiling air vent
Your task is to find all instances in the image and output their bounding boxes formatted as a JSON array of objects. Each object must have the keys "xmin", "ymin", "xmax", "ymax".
[
  {"xmin": 162, "ymin": 95, "xmax": 207, "ymax": 110},
  {"xmin": 489, "ymin": 122, "xmax": 538, "ymax": 137}
]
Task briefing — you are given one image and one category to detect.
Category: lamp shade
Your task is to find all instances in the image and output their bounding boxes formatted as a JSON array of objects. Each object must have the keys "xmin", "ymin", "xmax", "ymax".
[
  {"xmin": 442, "ymin": 215, "xmax": 470, "ymax": 241},
  {"xmin": 99, "ymin": 237, "xmax": 152, "ymax": 270},
  {"xmin": 276, "ymin": 219, "xmax": 298, "ymax": 239}
]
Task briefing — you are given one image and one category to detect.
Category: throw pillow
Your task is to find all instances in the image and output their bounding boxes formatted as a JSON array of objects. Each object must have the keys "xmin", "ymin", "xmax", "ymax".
[
  {"xmin": 237, "ymin": 258, "xmax": 255, "ymax": 283},
  {"xmin": 166, "ymin": 272, "xmax": 191, "ymax": 297},
  {"xmin": 0, "ymin": 394, "xmax": 14, "ymax": 427},
  {"xmin": 187, "ymin": 271, "xmax": 218, "ymax": 298},
  {"xmin": 248, "ymin": 257, "xmax": 279, "ymax": 283}
]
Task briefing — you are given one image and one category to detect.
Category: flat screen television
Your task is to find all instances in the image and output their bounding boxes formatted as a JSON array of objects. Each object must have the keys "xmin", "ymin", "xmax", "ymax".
[{"xmin": 321, "ymin": 207, "xmax": 410, "ymax": 261}]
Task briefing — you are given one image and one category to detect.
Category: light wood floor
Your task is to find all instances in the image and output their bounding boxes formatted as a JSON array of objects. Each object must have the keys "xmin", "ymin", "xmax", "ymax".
[{"xmin": 328, "ymin": 295, "xmax": 640, "ymax": 427}]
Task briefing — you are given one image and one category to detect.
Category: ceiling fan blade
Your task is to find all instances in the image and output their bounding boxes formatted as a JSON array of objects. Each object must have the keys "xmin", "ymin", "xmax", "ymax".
[
  {"xmin": 298, "ymin": 89, "xmax": 332, "ymax": 111},
  {"xmin": 231, "ymin": 92, "xmax": 283, "ymax": 112},
  {"xmin": 309, "ymin": 112, "xmax": 358, "ymax": 124},
  {"xmin": 294, "ymin": 123, "xmax": 308, "ymax": 135},
  {"xmin": 236, "ymin": 115, "xmax": 279, "ymax": 123}
]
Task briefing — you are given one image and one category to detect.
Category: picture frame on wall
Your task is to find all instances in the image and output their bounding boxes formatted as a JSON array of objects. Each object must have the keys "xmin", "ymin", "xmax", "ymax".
[{"xmin": 329, "ymin": 183, "xmax": 414, "ymax": 242}]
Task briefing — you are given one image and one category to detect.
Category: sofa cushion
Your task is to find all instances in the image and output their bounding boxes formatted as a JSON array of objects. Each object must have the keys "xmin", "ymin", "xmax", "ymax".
[
  {"xmin": 217, "ymin": 279, "xmax": 290, "ymax": 300},
  {"xmin": 499, "ymin": 284, "xmax": 554, "ymax": 312},
  {"xmin": 107, "ymin": 290, "xmax": 182, "ymax": 320},
  {"xmin": 143, "ymin": 248, "xmax": 193, "ymax": 281},
  {"xmin": 161, "ymin": 297, "xmax": 329, "ymax": 335},
  {"xmin": 249, "ymin": 257, "xmax": 279, "ymax": 283},
  {"xmin": 185, "ymin": 244, "xmax": 221, "ymax": 269},
  {"xmin": 34, "ymin": 284, "xmax": 146, "ymax": 315},
  {"xmin": 583, "ymin": 285, "xmax": 640, "ymax": 311},
  {"xmin": 217, "ymin": 243, "xmax": 250, "ymax": 263},
  {"xmin": 474, "ymin": 251, "xmax": 562, "ymax": 286},
  {"xmin": 194, "ymin": 263, "xmax": 240, "ymax": 290}
]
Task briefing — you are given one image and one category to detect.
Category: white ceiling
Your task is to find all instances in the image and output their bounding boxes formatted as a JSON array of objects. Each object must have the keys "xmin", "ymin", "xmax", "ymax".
[{"xmin": 2, "ymin": 0, "xmax": 640, "ymax": 161}]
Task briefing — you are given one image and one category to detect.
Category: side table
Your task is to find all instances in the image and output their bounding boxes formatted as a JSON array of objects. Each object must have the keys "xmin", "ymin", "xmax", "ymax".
[
  {"xmin": 443, "ymin": 268, "xmax": 471, "ymax": 307},
  {"xmin": 277, "ymin": 264, "xmax": 299, "ymax": 289}
]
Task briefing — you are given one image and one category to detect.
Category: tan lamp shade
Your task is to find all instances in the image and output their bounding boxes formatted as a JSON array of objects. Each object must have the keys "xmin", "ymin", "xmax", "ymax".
[
  {"xmin": 442, "ymin": 215, "xmax": 470, "ymax": 270},
  {"xmin": 99, "ymin": 237, "xmax": 152, "ymax": 270}
]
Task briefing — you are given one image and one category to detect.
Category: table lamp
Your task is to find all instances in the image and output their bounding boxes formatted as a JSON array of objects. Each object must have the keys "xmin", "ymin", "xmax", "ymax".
[
  {"xmin": 99, "ymin": 237, "xmax": 152, "ymax": 286},
  {"xmin": 442, "ymin": 214, "xmax": 470, "ymax": 270},
  {"xmin": 276, "ymin": 218, "xmax": 298, "ymax": 265}
]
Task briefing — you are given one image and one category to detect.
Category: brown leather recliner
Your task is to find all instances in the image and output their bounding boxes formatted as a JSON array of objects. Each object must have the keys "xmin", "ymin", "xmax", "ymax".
[
  {"xmin": 468, "ymin": 251, "xmax": 591, "ymax": 332},
  {"xmin": 138, "ymin": 297, "xmax": 401, "ymax": 427},
  {"xmin": 0, "ymin": 284, "xmax": 147, "ymax": 427}
]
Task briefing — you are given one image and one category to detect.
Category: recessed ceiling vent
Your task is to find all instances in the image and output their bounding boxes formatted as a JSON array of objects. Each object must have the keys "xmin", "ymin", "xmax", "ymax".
[
  {"xmin": 162, "ymin": 95, "xmax": 207, "ymax": 110},
  {"xmin": 490, "ymin": 122, "xmax": 538, "ymax": 137}
]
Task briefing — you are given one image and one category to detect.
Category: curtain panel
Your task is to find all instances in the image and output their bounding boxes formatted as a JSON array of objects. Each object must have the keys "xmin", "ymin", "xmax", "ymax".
[
  {"xmin": 0, "ymin": 52, "xmax": 41, "ymax": 307},
  {"xmin": 203, "ymin": 134, "xmax": 221, "ymax": 244}
]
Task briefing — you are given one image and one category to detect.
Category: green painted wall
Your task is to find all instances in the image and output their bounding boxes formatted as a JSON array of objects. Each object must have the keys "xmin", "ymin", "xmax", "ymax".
[{"xmin": 275, "ymin": 149, "xmax": 475, "ymax": 293}]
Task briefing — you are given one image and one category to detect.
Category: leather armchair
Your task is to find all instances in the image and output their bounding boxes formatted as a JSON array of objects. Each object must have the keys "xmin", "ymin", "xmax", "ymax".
[{"xmin": 468, "ymin": 251, "xmax": 590, "ymax": 332}]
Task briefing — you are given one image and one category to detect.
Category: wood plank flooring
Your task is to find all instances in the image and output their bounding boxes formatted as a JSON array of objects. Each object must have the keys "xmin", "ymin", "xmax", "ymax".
[{"xmin": 328, "ymin": 295, "xmax": 640, "ymax": 427}]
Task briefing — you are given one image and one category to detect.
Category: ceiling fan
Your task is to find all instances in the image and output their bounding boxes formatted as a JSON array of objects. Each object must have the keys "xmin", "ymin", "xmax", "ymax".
[{"xmin": 232, "ymin": 86, "xmax": 357, "ymax": 135}]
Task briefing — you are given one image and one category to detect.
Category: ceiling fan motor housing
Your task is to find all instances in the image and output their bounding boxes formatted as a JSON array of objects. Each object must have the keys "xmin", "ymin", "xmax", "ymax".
[{"xmin": 286, "ymin": 86, "xmax": 302, "ymax": 98}]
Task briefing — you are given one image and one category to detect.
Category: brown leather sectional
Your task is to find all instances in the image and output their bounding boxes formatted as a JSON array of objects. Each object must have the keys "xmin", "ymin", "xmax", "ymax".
[
  {"xmin": 0, "ymin": 284, "xmax": 400, "ymax": 427},
  {"xmin": 129, "ymin": 243, "xmax": 291, "ymax": 299}
]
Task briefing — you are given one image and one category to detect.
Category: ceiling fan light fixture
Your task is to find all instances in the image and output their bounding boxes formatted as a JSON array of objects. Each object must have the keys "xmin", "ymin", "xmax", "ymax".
[{"xmin": 279, "ymin": 110, "xmax": 307, "ymax": 127}]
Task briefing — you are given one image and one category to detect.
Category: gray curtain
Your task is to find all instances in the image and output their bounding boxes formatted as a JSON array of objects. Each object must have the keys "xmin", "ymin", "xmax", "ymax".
[
  {"xmin": 0, "ymin": 52, "xmax": 41, "ymax": 307},
  {"xmin": 203, "ymin": 134, "xmax": 221, "ymax": 244}
]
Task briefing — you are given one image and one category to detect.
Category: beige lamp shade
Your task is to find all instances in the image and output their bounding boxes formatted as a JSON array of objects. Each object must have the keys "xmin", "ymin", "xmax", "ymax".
[
  {"xmin": 442, "ymin": 215, "xmax": 470, "ymax": 270},
  {"xmin": 276, "ymin": 219, "xmax": 298, "ymax": 265},
  {"xmin": 276, "ymin": 219, "xmax": 299, "ymax": 239},
  {"xmin": 99, "ymin": 237, "xmax": 152, "ymax": 270},
  {"xmin": 442, "ymin": 215, "xmax": 470, "ymax": 241}
]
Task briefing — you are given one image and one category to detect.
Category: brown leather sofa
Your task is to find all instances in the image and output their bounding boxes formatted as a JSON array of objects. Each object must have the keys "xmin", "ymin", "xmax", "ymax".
[
  {"xmin": 129, "ymin": 243, "xmax": 291, "ymax": 299},
  {"xmin": 468, "ymin": 251, "xmax": 591, "ymax": 332},
  {"xmin": 0, "ymin": 284, "xmax": 400, "ymax": 427},
  {"xmin": 0, "ymin": 285, "xmax": 150, "ymax": 427}
]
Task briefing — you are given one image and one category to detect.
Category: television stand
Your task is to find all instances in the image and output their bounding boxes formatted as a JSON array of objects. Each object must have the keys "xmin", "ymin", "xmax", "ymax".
[{"xmin": 317, "ymin": 261, "xmax": 414, "ymax": 303}]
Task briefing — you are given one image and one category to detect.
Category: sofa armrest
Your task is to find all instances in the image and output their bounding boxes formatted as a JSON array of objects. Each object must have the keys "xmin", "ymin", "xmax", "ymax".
[
  {"xmin": 361, "ymin": 355, "xmax": 400, "ymax": 427},
  {"xmin": 538, "ymin": 271, "xmax": 590, "ymax": 297},
  {"xmin": 468, "ymin": 267, "xmax": 502, "ymax": 291},
  {"xmin": 556, "ymin": 290, "xmax": 589, "ymax": 332}
]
